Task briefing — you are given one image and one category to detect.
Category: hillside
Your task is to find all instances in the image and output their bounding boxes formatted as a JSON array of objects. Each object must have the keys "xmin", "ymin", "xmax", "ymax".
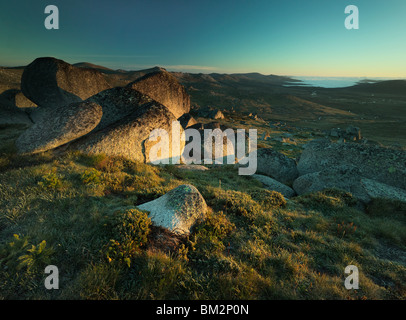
[
  {"xmin": 1, "ymin": 61, "xmax": 406, "ymax": 147},
  {"xmin": 0, "ymin": 58, "xmax": 405, "ymax": 301},
  {"xmin": 0, "ymin": 128, "xmax": 405, "ymax": 300}
]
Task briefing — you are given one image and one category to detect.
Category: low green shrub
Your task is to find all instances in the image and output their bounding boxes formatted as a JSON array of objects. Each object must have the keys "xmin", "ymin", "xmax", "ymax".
[
  {"xmin": 0, "ymin": 234, "xmax": 54, "ymax": 273},
  {"xmin": 190, "ymin": 210, "xmax": 235, "ymax": 257},
  {"xmin": 250, "ymin": 189, "xmax": 287, "ymax": 208},
  {"xmin": 104, "ymin": 208, "xmax": 152, "ymax": 267},
  {"xmin": 0, "ymin": 234, "xmax": 54, "ymax": 296},
  {"xmin": 81, "ymin": 168, "xmax": 102, "ymax": 185},
  {"xmin": 38, "ymin": 170, "xmax": 64, "ymax": 190},
  {"xmin": 295, "ymin": 188, "xmax": 356, "ymax": 212},
  {"xmin": 207, "ymin": 188, "xmax": 262, "ymax": 220}
]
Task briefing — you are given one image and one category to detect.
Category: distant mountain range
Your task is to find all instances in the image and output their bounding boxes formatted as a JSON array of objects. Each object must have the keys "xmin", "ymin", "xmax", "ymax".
[{"xmin": 1, "ymin": 60, "xmax": 406, "ymax": 146}]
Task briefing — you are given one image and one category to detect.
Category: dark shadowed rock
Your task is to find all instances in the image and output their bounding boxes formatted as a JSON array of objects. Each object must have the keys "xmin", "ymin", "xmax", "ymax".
[
  {"xmin": 16, "ymin": 101, "xmax": 103, "ymax": 154},
  {"xmin": 345, "ymin": 126, "xmax": 362, "ymax": 141},
  {"xmin": 0, "ymin": 89, "xmax": 37, "ymax": 108},
  {"xmin": 71, "ymin": 102, "xmax": 184, "ymax": 163},
  {"xmin": 329, "ymin": 126, "xmax": 362, "ymax": 141},
  {"xmin": 178, "ymin": 113, "xmax": 197, "ymax": 129},
  {"xmin": 293, "ymin": 165, "xmax": 406, "ymax": 203},
  {"xmin": 127, "ymin": 70, "xmax": 190, "ymax": 118},
  {"xmin": 194, "ymin": 106, "xmax": 225, "ymax": 120},
  {"xmin": 21, "ymin": 57, "xmax": 111, "ymax": 108},
  {"xmin": 293, "ymin": 165, "xmax": 370, "ymax": 203},
  {"xmin": 137, "ymin": 184, "xmax": 207, "ymax": 235},
  {"xmin": 0, "ymin": 95, "xmax": 32, "ymax": 125},
  {"xmin": 252, "ymin": 174, "xmax": 296, "ymax": 198},
  {"xmin": 360, "ymin": 178, "xmax": 406, "ymax": 203},
  {"xmin": 297, "ymin": 139, "xmax": 406, "ymax": 190},
  {"xmin": 256, "ymin": 147, "xmax": 299, "ymax": 185}
]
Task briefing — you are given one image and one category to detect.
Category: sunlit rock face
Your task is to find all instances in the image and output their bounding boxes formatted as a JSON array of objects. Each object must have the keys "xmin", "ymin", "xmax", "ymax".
[
  {"xmin": 71, "ymin": 102, "xmax": 185, "ymax": 164},
  {"xmin": 127, "ymin": 69, "xmax": 190, "ymax": 119}
]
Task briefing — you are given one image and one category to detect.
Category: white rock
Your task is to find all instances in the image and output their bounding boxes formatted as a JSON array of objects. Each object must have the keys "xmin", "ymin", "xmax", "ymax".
[{"xmin": 137, "ymin": 184, "xmax": 207, "ymax": 235}]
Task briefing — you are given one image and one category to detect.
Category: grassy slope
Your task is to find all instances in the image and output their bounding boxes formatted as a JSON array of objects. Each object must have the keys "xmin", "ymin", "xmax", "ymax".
[{"xmin": 0, "ymin": 124, "xmax": 405, "ymax": 300}]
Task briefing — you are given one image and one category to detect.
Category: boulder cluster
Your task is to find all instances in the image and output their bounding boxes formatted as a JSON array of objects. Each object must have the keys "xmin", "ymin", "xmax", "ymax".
[
  {"xmin": 15, "ymin": 57, "xmax": 192, "ymax": 162},
  {"xmin": 329, "ymin": 125, "xmax": 362, "ymax": 142},
  {"xmin": 253, "ymin": 139, "xmax": 406, "ymax": 205},
  {"xmin": 12, "ymin": 57, "xmax": 211, "ymax": 235}
]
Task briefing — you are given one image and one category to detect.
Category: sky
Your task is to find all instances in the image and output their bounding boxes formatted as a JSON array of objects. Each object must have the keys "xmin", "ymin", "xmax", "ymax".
[{"xmin": 0, "ymin": 0, "xmax": 406, "ymax": 77}]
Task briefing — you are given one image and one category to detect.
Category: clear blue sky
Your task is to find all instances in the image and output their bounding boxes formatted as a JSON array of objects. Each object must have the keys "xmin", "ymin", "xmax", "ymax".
[{"xmin": 1, "ymin": 0, "xmax": 405, "ymax": 77}]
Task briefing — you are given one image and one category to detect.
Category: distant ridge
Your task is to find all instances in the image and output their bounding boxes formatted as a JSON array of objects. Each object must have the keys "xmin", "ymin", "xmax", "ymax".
[
  {"xmin": 73, "ymin": 62, "xmax": 117, "ymax": 74},
  {"xmin": 347, "ymin": 79, "xmax": 406, "ymax": 95}
]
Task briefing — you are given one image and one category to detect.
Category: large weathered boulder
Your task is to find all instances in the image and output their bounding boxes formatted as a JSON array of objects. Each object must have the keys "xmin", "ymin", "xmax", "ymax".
[
  {"xmin": 137, "ymin": 184, "xmax": 207, "ymax": 235},
  {"xmin": 86, "ymin": 87, "xmax": 155, "ymax": 132},
  {"xmin": 127, "ymin": 70, "xmax": 190, "ymax": 119},
  {"xmin": 256, "ymin": 148, "xmax": 299, "ymax": 185},
  {"xmin": 293, "ymin": 165, "xmax": 371, "ymax": 203},
  {"xmin": 360, "ymin": 178, "xmax": 406, "ymax": 203},
  {"xmin": 71, "ymin": 102, "xmax": 184, "ymax": 163},
  {"xmin": 16, "ymin": 101, "xmax": 103, "ymax": 154},
  {"xmin": 252, "ymin": 174, "xmax": 296, "ymax": 198},
  {"xmin": 21, "ymin": 57, "xmax": 111, "ymax": 108},
  {"xmin": 297, "ymin": 139, "xmax": 406, "ymax": 190},
  {"xmin": 293, "ymin": 165, "xmax": 406, "ymax": 203}
]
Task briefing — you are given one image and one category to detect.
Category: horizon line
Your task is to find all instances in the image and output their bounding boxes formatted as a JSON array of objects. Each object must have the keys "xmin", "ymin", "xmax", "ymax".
[{"xmin": 0, "ymin": 60, "xmax": 405, "ymax": 80}]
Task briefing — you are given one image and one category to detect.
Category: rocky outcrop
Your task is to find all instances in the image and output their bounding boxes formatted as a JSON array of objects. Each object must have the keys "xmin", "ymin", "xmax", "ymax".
[
  {"xmin": 15, "ymin": 60, "xmax": 195, "ymax": 163},
  {"xmin": 71, "ymin": 102, "xmax": 184, "ymax": 163},
  {"xmin": 137, "ymin": 184, "xmax": 207, "ymax": 235},
  {"xmin": 256, "ymin": 147, "xmax": 299, "ymax": 185},
  {"xmin": 127, "ymin": 70, "xmax": 190, "ymax": 119},
  {"xmin": 211, "ymin": 110, "xmax": 225, "ymax": 120},
  {"xmin": 293, "ymin": 165, "xmax": 406, "ymax": 204},
  {"xmin": 195, "ymin": 106, "xmax": 225, "ymax": 120},
  {"xmin": 297, "ymin": 139, "xmax": 406, "ymax": 190},
  {"xmin": 16, "ymin": 101, "xmax": 103, "ymax": 154},
  {"xmin": 21, "ymin": 57, "xmax": 111, "ymax": 108},
  {"xmin": 360, "ymin": 178, "xmax": 406, "ymax": 203},
  {"xmin": 252, "ymin": 174, "xmax": 296, "ymax": 198},
  {"xmin": 329, "ymin": 126, "xmax": 362, "ymax": 141},
  {"xmin": 293, "ymin": 165, "xmax": 371, "ymax": 203}
]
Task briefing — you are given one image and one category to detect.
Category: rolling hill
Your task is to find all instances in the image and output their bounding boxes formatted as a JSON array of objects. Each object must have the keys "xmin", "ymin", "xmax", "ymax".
[{"xmin": 1, "ymin": 60, "xmax": 405, "ymax": 146}]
